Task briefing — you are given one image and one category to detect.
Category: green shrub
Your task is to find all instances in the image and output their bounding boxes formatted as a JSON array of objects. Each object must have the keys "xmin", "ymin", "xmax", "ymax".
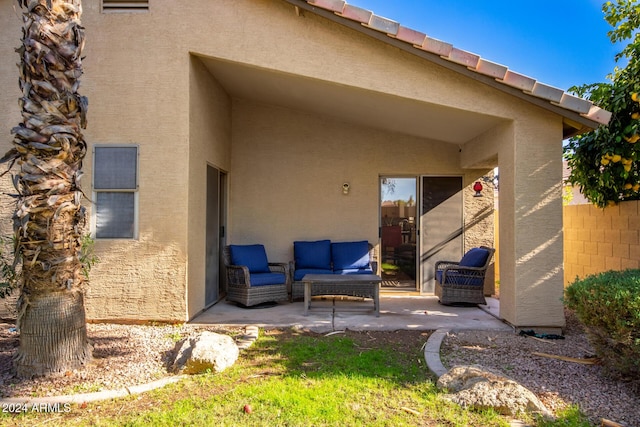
[{"xmin": 564, "ymin": 269, "xmax": 640, "ymax": 380}]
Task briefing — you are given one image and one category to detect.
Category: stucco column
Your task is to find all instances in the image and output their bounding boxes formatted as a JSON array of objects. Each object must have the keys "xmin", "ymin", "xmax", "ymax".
[{"xmin": 499, "ymin": 117, "xmax": 565, "ymax": 330}]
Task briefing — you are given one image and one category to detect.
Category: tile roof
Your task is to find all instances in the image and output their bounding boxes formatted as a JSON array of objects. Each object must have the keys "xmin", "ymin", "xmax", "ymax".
[{"xmin": 294, "ymin": 0, "xmax": 612, "ymax": 127}]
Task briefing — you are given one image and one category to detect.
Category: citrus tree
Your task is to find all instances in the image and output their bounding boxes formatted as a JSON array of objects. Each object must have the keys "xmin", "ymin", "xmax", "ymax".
[{"xmin": 564, "ymin": 0, "xmax": 640, "ymax": 207}]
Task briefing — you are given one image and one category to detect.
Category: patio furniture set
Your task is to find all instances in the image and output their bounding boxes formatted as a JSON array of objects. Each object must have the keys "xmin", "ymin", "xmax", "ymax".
[{"xmin": 223, "ymin": 240, "xmax": 494, "ymax": 315}]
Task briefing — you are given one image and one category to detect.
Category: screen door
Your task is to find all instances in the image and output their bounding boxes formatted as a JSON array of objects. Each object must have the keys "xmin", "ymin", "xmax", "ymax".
[{"xmin": 419, "ymin": 176, "xmax": 463, "ymax": 293}]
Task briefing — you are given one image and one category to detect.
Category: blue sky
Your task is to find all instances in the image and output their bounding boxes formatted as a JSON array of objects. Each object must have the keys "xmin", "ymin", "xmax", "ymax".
[
  {"xmin": 348, "ymin": 0, "xmax": 621, "ymax": 91},
  {"xmin": 381, "ymin": 178, "xmax": 416, "ymax": 202}
]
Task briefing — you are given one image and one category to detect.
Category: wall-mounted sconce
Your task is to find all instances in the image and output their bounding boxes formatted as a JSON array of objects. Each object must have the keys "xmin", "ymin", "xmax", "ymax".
[
  {"xmin": 473, "ymin": 181, "xmax": 483, "ymax": 197},
  {"xmin": 342, "ymin": 182, "xmax": 350, "ymax": 195}
]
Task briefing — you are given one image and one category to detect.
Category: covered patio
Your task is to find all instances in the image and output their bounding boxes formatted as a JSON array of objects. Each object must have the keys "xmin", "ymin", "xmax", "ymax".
[
  {"xmin": 192, "ymin": 294, "xmax": 510, "ymax": 333},
  {"xmin": 186, "ymin": 0, "xmax": 610, "ymax": 332}
]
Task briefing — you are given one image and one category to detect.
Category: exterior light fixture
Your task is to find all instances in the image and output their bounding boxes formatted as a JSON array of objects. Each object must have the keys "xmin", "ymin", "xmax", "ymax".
[
  {"xmin": 473, "ymin": 181, "xmax": 483, "ymax": 197},
  {"xmin": 342, "ymin": 182, "xmax": 350, "ymax": 195}
]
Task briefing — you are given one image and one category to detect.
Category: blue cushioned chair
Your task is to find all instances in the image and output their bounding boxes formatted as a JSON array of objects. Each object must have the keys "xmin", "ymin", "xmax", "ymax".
[
  {"xmin": 223, "ymin": 245, "xmax": 290, "ymax": 307},
  {"xmin": 434, "ymin": 246, "xmax": 495, "ymax": 306}
]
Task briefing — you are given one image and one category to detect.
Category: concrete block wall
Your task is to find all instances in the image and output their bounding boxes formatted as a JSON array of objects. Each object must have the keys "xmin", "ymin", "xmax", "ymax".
[{"xmin": 563, "ymin": 201, "xmax": 640, "ymax": 285}]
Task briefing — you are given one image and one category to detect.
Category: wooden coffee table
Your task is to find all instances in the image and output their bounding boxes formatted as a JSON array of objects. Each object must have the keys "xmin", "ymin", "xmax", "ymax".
[{"xmin": 302, "ymin": 274, "xmax": 381, "ymax": 317}]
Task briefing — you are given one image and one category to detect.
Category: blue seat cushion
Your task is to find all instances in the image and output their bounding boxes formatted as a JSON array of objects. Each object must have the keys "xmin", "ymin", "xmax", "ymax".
[
  {"xmin": 294, "ymin": 268, "xmax": 333, "ymax": 281},
  {"xmin": 436, "ymin": 270, "xmax": 484, "ymax": 286},
  {"xmin": 334, "ymin": 268, "xmax": 374, "ymax": 275},
  {"xmin": 294, "ymin": 240, "xmax": 332, "ymax": 269},
  {"xmin": 459, "ymin": 248, "xmax": 490, "ymax": 268},
  {"xmin": 331, "ymin": 241, "xmax": 370, "ymax": 270},
  {"xmin": 229, "ymin": 244, "xmax": 271, "ymax": 274},
  {"xmin": 250, "ymin": 272, "xmax": 286, "ymax": 287}
]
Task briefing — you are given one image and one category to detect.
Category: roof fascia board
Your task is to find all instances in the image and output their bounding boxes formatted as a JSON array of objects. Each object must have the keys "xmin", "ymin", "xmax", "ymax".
[{"xmin": 282, "ymin": 0, "xmax": 602, "ymax": 135}]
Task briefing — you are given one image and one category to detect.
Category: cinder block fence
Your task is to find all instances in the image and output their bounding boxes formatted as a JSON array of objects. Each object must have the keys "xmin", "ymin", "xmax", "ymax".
[{"xmin": 563, "ymin": 201, "xmax": 640, "ymax": 285}]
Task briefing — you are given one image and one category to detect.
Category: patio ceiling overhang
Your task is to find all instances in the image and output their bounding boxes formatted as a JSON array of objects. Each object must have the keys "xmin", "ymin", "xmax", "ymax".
[
  {"xmin": 196, "ymin": 55, "xmax": 505, "ymax": 145},
  {"xmin": 281, "ymin": 0, "xmax": 609, "ymax": 140}
]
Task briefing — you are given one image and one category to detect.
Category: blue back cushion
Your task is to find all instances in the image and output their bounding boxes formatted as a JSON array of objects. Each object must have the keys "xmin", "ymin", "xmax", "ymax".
[
  {"xmin": 229, "ymin": 244, "xmax": 271, "ymax": 274},
  {"xmin": 294, "ymin": 240, "xmax": 331, "ymax": 269},
  {"xmin": 459, "ymin": 248, "xmax": 490, "ymax": 268},
  {"xmin": 331, "ymin": 241, "xmax": 370, "ymax": 270}
]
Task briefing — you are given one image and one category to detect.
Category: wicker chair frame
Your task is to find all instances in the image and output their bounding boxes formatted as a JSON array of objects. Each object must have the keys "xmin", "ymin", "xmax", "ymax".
[
  {"xmin": 434, "ymin": 246, "xmax": 495, "ymax": 306},
  {"xmin": 223, "ymin": 246, "xmax": 290, "ymax": 307}
]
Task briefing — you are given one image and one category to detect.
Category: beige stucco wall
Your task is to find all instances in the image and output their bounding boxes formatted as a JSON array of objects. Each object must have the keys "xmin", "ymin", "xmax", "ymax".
[
  {"xmin": 0, "ymin": 2, "xmax": 22, "ymax": 232},
  {"xmin": 0, "ymin": 1, "xmax": 195, "ymax": 321},
  {"xmin": 498, "ymin": 114, "xmax": 565, "ymax": 329},
  {"xmin": 463, "ymin": 176, "xmax": 496, "ymax": 294},
  {"xmin": 0, "ymin": 5, "xmax": 25, "ymax": 321},
  {"xmin": 77, "ymin": 2, "xmax": 192, "ymax": 322},
  {"xmin": 186, "ymin": 57, "xmax": 232, "ymax": 319},
  {"xmin": 228, "ymin": 99, "xmax": 471, "ymax": 261},
  {"xmin": 0, "ymin": 0, "xmax": 570, "ymax": 326},
  {"xmin": 468, "ymin": 113, "xmax": 566, "ymax": 329}
]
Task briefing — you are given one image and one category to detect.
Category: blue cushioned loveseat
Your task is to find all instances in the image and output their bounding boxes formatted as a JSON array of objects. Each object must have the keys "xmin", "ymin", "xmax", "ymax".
[{"xmin": 290, "ymin": 240, "xmax": 378, "ymax": 300}]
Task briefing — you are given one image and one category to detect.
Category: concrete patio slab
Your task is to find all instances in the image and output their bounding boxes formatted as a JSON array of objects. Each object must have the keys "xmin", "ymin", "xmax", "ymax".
[{"xmin": 191, "ymin": 295, "xmax": 512, "ymax": 333}]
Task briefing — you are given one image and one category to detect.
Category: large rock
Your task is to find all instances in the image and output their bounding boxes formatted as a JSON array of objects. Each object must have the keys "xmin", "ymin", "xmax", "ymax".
[
  {"xmin": 437, "ymin": 365, "xmax": 551, "ymax": 418},
  {"xmin": 172, "ymin": 331, "xmax": 239, "ymax": 374}
]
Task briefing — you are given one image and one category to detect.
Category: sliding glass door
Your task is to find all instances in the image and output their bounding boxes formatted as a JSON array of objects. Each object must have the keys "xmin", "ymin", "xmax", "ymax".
[
  {"xmin": 205, "ymin": 165, "xmax": 227, "ymax": 306},
  {"xmin": 380, "ymin": 177, "xmax": 417, "ymax": 290}
]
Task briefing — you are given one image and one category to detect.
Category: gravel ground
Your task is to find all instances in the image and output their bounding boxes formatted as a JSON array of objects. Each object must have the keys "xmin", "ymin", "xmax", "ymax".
[
  {"xmin": 0, "ymin": 311, "xmax": 637, "ymax": 426},
  {"xmin": 441, "ymin": 310, "xmax": 640, "ymax": 427},
  {"xmin": 0, "ymin": 323, "xmax": 241, "ymax": 398}
]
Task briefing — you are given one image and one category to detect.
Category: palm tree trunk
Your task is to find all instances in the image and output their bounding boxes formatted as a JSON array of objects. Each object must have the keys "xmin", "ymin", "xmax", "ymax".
[{"xmin": 3, "ymin": 0, "xmax": 91, "ymax": 378}]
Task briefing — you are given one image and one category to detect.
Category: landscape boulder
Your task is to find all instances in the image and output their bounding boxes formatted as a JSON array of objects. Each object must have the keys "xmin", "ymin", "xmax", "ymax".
[
  {"xmin": 437, "ymin": 365, "xmax": 551, "ymax": 418},
  {"xmin": 172, "ymin": 331, "xmax": 239, "ymax": 374}
]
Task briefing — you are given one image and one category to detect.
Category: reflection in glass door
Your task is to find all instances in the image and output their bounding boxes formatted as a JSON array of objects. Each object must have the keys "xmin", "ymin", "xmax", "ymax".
[{"xmin": 380, "ymin": 177, "xmax": 417, "ymax": 291}]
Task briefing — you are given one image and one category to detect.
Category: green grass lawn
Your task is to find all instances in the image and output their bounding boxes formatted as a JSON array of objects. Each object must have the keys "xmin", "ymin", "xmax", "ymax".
[
  {"xmin": 0, "ymin": 329, "xmax": 592, "ymax": 426},
  {"xmin": 381, "ymin": 262, "xmax": 399, "ymax": 272}
]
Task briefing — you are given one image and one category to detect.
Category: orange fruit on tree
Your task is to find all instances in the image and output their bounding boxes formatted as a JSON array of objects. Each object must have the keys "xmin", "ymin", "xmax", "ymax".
[{"xmin": 625, "ymin": 134, "xmax": 640, "ymax": 143}]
